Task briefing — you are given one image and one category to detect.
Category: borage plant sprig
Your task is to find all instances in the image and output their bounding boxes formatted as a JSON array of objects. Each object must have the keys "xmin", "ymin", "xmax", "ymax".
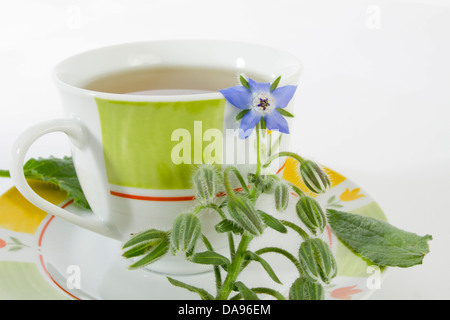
[{"xmin": 122, "ymin": 76, "xmax": 432, "ymax": 300}]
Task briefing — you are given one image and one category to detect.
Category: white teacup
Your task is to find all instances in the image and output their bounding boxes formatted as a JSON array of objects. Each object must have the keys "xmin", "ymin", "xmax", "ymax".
[{"xmin": 9, "ymin": 40, "xmax": 302, "ymax": 249}]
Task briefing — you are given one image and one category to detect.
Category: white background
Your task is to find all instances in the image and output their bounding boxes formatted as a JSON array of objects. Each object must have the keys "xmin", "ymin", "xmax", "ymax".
[{"xmin": 0, "ymin": 0, "xmax": 449, "ymax": 300}]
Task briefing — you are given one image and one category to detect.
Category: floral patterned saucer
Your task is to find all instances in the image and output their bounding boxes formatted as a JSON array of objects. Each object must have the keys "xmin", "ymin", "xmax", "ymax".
[{"xmin": 0, "ymin": 159, "xmax": 387, "ymax": 300}]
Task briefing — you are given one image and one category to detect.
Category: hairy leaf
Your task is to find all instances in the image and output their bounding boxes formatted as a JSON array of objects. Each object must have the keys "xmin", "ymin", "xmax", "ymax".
[
  {"xmin": 167, "ymin": 277, "xmax": 214, "ymax": 300},
  {"xmin": 257, "ymin": 210, "xmax": 287, "ymax": 234},
  {"xmin": 245, "ymin": 251, "xmax": 282, "ymax": 284},
  {"xmin": 128, "ymin": 238, "xmax": 170, "ymax": 269},
  {"xmin": 215, "ymin": 219, "xmax": 244, "ymax": 235},
  {"xmin": 0, "ymin": 156, "xmax": 89, "ymax": 209},
  {"xmin": 234, "ymin": 281, "xmax": 259, "ymax": 300},
  {"xmin": 122, "ymin": 241, "xmax": 160, "ymax": 259},
  {"xmin": 190, "ymin": 251, "xmax": 231, "ymax": 266},
  {"xmin": 122, "ymin": 229, "xmax": 168, "ymax": 249},
  {"xmin": 327, "ymin": 209, "xmax": 432, "ymax": 268}
]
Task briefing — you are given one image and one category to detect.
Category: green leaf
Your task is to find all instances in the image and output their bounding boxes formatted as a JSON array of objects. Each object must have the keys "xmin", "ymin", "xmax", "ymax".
[
  {"xmin": 276, "ymin": 108, "xmax": 294, "ymax": 118},
  {"xmin": 239, "ymin": 75, "xmax": 250, "ymax": 90},
  {"xmin": 122, "ymin": 241, "xmax": 160, "ymax": 258},
  {"xmin": 215, "ymin": 219, "xmax": 244, "ymax": 235},
  {"xmin": 190, "ymin": 251, "xmax": 230, "ymax": 266},
  {"xmin": 1, "ymin": 156, "xmax": 90, "ymax": 209},
  {"xmin": 8, "ymin": 246, "xmax": 22, "ymax": 252},
  {"xmin": 234, "ymin": 281, "xmax": 260, "ymax": 300},
  {"xmin": 128, "ymin": 238, "xmax": 170, "ymax": 269},
  {"xmin": 280, "ymin": 220, "xmax": 310, "ymax": 241},
  {"xmin": 167, "ymin": 277, "xmax": 214, "ymax": 300},
  {"xmin": 245, "ymin": 251, "xmax": 282, "ymax": 284},
  {"xmin": 270, "ymin": 76, "xmax": 282, "ymax": 91},
  {"xmin": 258, "ymin": 211, "xmax": 287, "ymax": 233},
  {"xmin": 327, "ymin": 209, "xmax": 433, "ymax": 268},
  {"xmin": 122, "ymin": 229, "xmax": 168, "ymax": 249},
  {"xmin": 235, "ymin": 109, "xmax": 250, "ymax": 122}
]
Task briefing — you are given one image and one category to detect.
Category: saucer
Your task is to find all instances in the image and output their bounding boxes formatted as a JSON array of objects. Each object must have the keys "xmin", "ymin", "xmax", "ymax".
[{"xmin": 0, "ymin": 160, "xmax": 387, "ymax": 300}]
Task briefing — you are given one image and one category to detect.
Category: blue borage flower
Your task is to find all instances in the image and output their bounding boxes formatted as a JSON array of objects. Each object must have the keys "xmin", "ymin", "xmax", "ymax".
[{"xmin": 219, "ymin": 76, "xmax": 297, "ymax": 139}]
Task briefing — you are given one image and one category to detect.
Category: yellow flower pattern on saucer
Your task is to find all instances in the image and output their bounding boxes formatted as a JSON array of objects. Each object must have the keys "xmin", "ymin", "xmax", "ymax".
[
  {"xmin": 340, "ymin": 188, "xmax": 365, "ymax": 201},
  {"xmin": 0, "ymin": 181, "xmax": 68, "ymax": 234}
]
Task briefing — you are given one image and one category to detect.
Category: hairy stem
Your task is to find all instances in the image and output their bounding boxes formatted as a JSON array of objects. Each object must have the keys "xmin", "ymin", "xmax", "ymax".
[
  {"xmin": 216, "ymin": 233, "xmax": 252, "ymax": 300},
  {"xmin": 290, "ymin": 183, "xmax": 307, "ymax": 198},
  {"xmin": 255, "ymin": 122, "xmax": 261, "ymax": 178},
  {"xmin": 206, "ymin": 203, "xmax": 235, "ymax": 258},
  {"xmin": 202, "ymin": 234, "xmax": 222, "ymax": 295},
  {"xmin": 280, "ymin": 220, "xmax": 310, "ymax": 241},
  {"xmin": 263, "ymin": 151, "xmax": 305, "ymax": 169},
  {"xmin": 223, "ymin": 166, "xmax": 250, "ymax": 196},
  {"xmin": 255, "ymin": 247, "xmax": 303, "ymax": 276}
]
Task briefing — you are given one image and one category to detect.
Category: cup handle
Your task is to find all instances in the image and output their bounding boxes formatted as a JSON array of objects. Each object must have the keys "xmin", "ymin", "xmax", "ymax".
[{"xmin": 9, "ymin": 118, "xmax": 111, "ymax": 236}]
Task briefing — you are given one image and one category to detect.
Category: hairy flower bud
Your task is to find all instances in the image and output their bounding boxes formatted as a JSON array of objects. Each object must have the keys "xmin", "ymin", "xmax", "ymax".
[
  {"xmin": 298, "ymin": 238, "xmax": 337, "ymax": 284},
  {"xmin": 299, "ymin": 160, "xmax": 331, "ymax": 194},
  {"xmin": 227, "ymin": 195, "xmax": 264, "ymax": 236},
  {"xmin": 274, "ymin": 182, "xmax": 290, "ymax": 212},
  {"xmin": 295, "ymin": 196, "xmax": 326, "ymax": 235},
  {"xmin": 193, "ymin": 165, "xmax": 219, "ymax": 204},
  {"xmin": 171, "ymin": 213, "xmax": 202, "ymax": 256},
  {"xmin": 289, "ymin": 277, "xmax": 325, "ymax": 300},
  {"xmin": 247, "ymin": 173, "xmax": 275, "ymax": 193}
]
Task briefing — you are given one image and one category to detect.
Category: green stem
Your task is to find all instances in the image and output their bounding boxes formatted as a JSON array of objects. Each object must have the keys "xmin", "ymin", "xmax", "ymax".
[
  {"xmin": 202, "ymin": 235, "xmax": 222, "ymax": 295},
  {"xmin": 255, "ymin": 247, "xmax": 303, "ymax": 276},
  {"xmin": 205, "ymin": 203, "xmax": 235, "ymax": 259},
  {"xmin": 289, "ymin": 184, "xmax": 306, "ymax": 198},
  {"xmin": 263, "ymin": 151, "xmax": 306, "ymax": 169},
  {"xmin": 206, "ymin": 203, "xmax": 226, "ymax": 219},
  {"xmin": 255, "ymin": 122, "xmax": 261, "ymax": 178},
  {"xmin": 268, "ymin": 131, "xmax": 273, "ymax": 157},
  {"xmin": 223, "ymin": 166, "xmax": 250, "ymax": 196},
  {"xmin": 280, "ymin": 220, "xmax": 310, "ymax": 241},
  {"xmin": 228, "ymin": 233, "xmax": 236, "ymax": 260},
  {"xmin": 216, "ymin": 233, "xmax": 252, "ymax": 300}
]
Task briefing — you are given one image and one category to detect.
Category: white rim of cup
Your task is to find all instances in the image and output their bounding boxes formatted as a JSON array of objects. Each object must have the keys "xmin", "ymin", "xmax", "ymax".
[{"xmin": 52, "ymin": 39, "xmax": 302, "ymax": 103}]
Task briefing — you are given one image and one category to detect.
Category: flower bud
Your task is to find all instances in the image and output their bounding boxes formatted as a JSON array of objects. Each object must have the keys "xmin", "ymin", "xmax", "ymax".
[
  {"xmin": 171, "ymin": 213, "xmax": 202, "ymax": 256},
  {"xmin": 295, "ymin": 196, "xmax": 326, "ymax": 235},
  {"xmin": 299, "ymin": 160, "xmax": 331, "ymax": 194},
  {"xmin": 193, "ymin": 165, "xmax": 219, "ymax": 204},
  {"xmin": 274, "ymin": 182, "xmax": 290, "ymax": 212},
  {"xmin": 298, "ymin": 238, "xmax": 337, "ymax": 284},
  {"xmin": 247, "ymin": 173, "xmax": 275, "ymax": 193},
  {"xmin": 289, "ymin": 277, "xmax": 325, "ymax": 300},
  {"xmin": 227, "ymin": 195, "xmax": 264, "ymax": 236}
]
